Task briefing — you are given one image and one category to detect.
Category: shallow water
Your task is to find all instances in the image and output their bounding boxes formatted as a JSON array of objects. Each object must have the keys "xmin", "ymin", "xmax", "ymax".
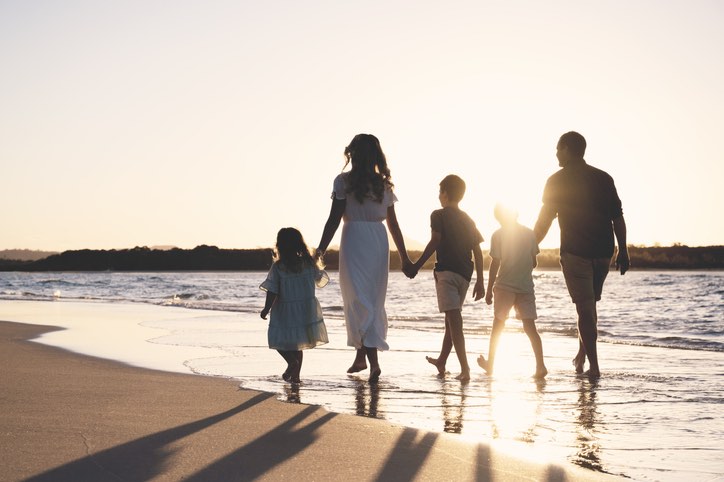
[{"xmin": 1, "ymin": 270, "xmax": 723, "ymax": 481}]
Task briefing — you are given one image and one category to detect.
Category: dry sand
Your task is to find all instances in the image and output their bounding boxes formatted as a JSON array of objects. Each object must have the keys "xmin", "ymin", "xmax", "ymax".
[{"xmin": 0, "ymin": 321, "xmax": 622, "ymax": 481}]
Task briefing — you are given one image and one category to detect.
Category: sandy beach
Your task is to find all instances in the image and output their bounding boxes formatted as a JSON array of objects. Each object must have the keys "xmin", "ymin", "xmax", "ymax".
[{"xmin": 0, "ymin": 320, "xmax": 623, "ymax": 481}]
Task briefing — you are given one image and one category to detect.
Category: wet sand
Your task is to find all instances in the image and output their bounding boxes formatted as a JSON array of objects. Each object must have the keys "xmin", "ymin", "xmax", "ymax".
[{"xmin": 0, "ymin": 321, "xmax": 621, "ymax": 481}]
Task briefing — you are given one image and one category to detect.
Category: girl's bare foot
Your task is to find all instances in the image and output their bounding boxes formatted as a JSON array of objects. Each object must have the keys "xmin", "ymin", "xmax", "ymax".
[
  {"xmin": 477, "ymin": 355, "xmax": 492, "ymax": 375},
  {"xmin": 534, "ymin": 367, "xmax": 548, "ymax": 379},
  {"xmin": 426, "ymin": 356, "xmax": 446, "ymax": 376},
  {"xmin": 369, "ymin": 367, "xmax": 381, "ymax": 384}
]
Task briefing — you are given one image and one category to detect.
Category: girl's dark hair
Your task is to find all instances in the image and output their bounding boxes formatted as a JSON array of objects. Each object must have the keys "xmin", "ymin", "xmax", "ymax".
[
  {"xmin": 274, "ymin": 227, "xmax": 316, "ymax": 272},
  {"xmin": 343, "ymin": 133, "xmax": 393, "ymax": 203}
]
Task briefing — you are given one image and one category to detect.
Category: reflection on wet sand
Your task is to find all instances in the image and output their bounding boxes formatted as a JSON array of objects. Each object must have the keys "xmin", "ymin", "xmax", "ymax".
[
  {"xmin": 354, "ymin": 379, "xmax": 380, "ymax": 418},
  {"xmin": 440, "ymin": 381, "xmax": 467, "ymax": 434},
  {"xmin": 573, "ymin": 377, "xmax": 603, "ymax": 472}
]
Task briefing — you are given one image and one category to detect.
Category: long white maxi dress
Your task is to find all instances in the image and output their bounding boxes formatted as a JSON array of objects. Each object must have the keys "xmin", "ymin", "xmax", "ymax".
[{"xmin": 333, "ymin": 173, "xmax": 396, "ymax": 351}]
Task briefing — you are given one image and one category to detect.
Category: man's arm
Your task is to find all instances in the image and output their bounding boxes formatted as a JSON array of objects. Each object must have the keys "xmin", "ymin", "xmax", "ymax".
[
  {"xmin": 486, "ymin": 257, "xmax": 499, "ymax": 305},
  {"xmin": 613, "ymin": 215, "xmax": 629, "ymax": 274},
  {"xmin": 534, "ymin": 204, "xmax": 556, "ymax": 244}
]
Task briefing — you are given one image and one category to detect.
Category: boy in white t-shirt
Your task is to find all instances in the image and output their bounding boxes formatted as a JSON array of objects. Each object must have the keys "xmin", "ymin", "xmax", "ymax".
[{"xmin": 477, "ymin": 204, "xmax": 547, "ymax": 379}]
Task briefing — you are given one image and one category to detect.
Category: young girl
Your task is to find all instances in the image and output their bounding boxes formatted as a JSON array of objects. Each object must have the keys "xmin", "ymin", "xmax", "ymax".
[{"xmin": 260, "ymin": 227, "xmax": 329, "ymax": 383}]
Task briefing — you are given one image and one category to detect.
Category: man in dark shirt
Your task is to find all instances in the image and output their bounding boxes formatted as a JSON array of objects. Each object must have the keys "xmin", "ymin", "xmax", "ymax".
[{"xmin": 534, "ymin": 132, "xmax": 629, "ymax": 377}]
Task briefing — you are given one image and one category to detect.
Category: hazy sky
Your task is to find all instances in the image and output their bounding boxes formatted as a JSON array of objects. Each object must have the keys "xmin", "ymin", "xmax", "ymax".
[{"xmin": 2, "ymin": 1, "xmax": 723, "ymax": 251}]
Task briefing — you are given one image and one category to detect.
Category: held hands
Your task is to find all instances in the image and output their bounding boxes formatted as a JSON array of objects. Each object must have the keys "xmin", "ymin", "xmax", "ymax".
[
  {"xmin": 402, "ymin": 259, "xmax": 418, "ymax": 279},
  {"xmin": 616, "ymin": 250, "xmax": 630, "ymax": 275}
]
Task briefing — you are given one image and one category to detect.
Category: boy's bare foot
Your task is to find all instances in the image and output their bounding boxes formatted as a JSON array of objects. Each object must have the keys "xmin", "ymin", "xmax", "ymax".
[
  {"xmin": 426, "ymin": 356, "xmax": 446, "ymax": 376},
  {"xmin": 347, "ymin": 362, "xmax": 367, "ymax": 373},
  {"xmin": 455, "ymin": 371, "xmax": 470, "ymax": 382},
  {"xmin": 369, "ymin": 367, "xmax": 381, "ymax": 384},
  {"xmin": 572, "ymin": 353, "xmax": 585, "ymax": 374},
  {"xmin": 477, "ymin": 355, "xmax": 492, "ymax": 375},
  {"xmin": 534, "ymin": 367, "xmax": 548, "ymax": 379}
]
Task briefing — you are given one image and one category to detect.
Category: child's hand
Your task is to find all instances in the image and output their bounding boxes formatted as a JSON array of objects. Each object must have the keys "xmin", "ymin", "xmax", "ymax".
[
  {"xmin": 402, "ymin": 260, "xmax": 417, "ymax": 279},
  {"xmin": 472, "ymin": 279, "xmax": 485, "ymax": 301},
  {"xmin": 260, "ymin": 308, "xmax": 270, "ymax": 319},
  {"xmin": 485, "ymin": 291, "xmax": 493, "ymax": 305}
]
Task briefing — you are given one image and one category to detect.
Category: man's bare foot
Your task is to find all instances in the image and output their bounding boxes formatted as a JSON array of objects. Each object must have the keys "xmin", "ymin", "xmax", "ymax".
[
  {"xmin": 455, "ymin": 371, "xmax": 470, "ymax": 382},
  {"xmin": 369, "ymin": 367, "xmax": 381, "ymax": 384},
  {"xmin": 347, "ymin": 362, "xmax": 367, "ymax": 373},
  {"xmin": 477, "ymin": 355, "xmax": 492, "ymax": 375},
  {"xmin": 426, "ymin": 356, "xmax": 446, "ymax": 376},
  {"xmin": 534, "ymin": 367, "xmax": 548, "ymax": 379},
  {"xmin": 572, "ymin": 353, "xmax": 585, "ymax": 374}
]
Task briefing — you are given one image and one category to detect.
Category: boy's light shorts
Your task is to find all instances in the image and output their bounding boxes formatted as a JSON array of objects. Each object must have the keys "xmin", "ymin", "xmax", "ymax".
[
  {"xmin": 434, "ymin": 270, "xmax": 470, "ymax": 312},
  {"xmin": 560, "ymin": 252, "xmax": 610, "ymax": 303},
  {"xmin": 493, "ymin": 286, "xmax": 537, "ymax": 321}
]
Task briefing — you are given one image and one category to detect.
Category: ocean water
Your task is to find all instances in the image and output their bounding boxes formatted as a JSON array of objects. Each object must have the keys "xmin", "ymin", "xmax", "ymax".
[{"xmin": 1, "ymin": 270, "xmax": 723, "ymax": 481}]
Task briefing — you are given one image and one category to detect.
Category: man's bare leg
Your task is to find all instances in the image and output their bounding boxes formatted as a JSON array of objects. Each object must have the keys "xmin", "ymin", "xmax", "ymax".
[
  {"xmin": 477, "ymin": 317, "xmax": 505, "ymax": 375},
  {"xmin": 347, "ymin": 347, "xmax": 368, "ymax": 373},
  {"xmin": 427, "ymin": 320, "xmax": 452, "ymax": 376},
  {"xmin": 575, "ymin": 300, "xmax": 600, "ymax": 377}
]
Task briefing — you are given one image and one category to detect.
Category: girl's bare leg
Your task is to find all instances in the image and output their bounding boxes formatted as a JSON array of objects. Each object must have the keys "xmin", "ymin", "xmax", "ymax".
[{"xmin": 523, "ymin": 319, "xmax": 547, "ymax": 379}]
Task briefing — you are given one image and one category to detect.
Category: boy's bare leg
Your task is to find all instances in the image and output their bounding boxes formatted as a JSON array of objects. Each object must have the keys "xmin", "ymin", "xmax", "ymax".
[
  {"xmin": 477, "ymin": 318, "xmax": 505, "ymax": 375},
  {"xmin": 427, "ymin": 321, "xmax": 452, "ymax": 376},
  {"xmin": 522, "ymin": 319, "xmax": 547, "ymax": 379},
  {"xmin": 366, "ymin": 347, "xmax": 381, "ymax": 383},
  {"xmin": 347, "ymin": 347, "xmax": 368, "ymax": 373},
  {"xmin": 573, "ymin": 340, "xmax": 585, "ymax": 374},
  {"xmin": 445, "ymin": 310, "xmax": 470, "ymax": 381},
  {"xmin": 575, "ymin": 300, "xmax": 600, "ymax": 377}
]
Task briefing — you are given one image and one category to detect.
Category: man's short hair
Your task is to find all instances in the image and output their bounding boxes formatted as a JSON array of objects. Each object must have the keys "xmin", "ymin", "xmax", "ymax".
[
  {"xmin": 440, "ymin": 174, "xmax": 466, "ymax": 202},
  {"xmin": 559, "ymin": 131, "xmax": 587, "ymax": 157}
]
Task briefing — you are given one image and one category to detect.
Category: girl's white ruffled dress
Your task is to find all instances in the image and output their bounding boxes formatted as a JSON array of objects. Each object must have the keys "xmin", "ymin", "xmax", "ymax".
[{"xmin": 260, "ymin": 263, "xmax": 329, "ymax": 350}]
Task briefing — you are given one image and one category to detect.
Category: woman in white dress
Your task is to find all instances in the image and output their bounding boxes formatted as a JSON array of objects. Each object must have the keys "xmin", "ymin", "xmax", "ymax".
[{"xmin": 316, "ymin": 134, "xmax": 411, "ymax": 383}]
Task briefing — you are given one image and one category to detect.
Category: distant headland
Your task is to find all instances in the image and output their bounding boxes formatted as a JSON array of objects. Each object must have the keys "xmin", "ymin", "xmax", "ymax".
[{"xmin": 1, "ymin": 244, "xmax": 722, "ymax": 271}]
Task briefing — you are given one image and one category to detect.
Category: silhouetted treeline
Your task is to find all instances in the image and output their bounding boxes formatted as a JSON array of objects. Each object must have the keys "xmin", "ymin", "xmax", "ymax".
[{"xmin": 0, "ymin": 245, "xmax": 722, "ymax": 272}]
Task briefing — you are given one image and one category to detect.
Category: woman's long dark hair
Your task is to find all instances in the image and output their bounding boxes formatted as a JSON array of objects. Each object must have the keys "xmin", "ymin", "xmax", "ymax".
[
  {"xmin": 274, "ymin": 227, "xmax": 316, "ymax": 273},
  {"xmin": 343, "ymin": 133, "xmax": 393, "ymax": 203}
]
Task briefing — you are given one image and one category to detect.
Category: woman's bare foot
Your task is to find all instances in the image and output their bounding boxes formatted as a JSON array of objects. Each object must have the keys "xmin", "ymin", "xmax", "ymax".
[
  {"xmin": 477, "ymin": 355, "xmax": 492, "ymax": 375},
  {"xmin": 347, "ymin": 362, "xmax": 367, "ymax": 373},
  {"xmin": 369, "ymin": 367, "xmax": 381, "ymax": 384},
  {"xmin": 426, "ymin": 356, "xmax": 446, "ymax": 376},
  {"xmin": 534, "ymin": 366, "xmax": 548, "ymax": 379}
]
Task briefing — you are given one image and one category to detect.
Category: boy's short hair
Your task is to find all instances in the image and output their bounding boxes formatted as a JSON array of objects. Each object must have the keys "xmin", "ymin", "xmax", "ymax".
[{"xmin": 440, "ymin": 174, "xmax": 466, "ymax": 202}]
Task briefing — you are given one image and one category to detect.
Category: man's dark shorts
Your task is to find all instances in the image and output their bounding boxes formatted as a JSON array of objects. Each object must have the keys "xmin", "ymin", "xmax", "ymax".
[{"xmin": 560, "ymin": 253, "xmax": 610, "ymax": 303}]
